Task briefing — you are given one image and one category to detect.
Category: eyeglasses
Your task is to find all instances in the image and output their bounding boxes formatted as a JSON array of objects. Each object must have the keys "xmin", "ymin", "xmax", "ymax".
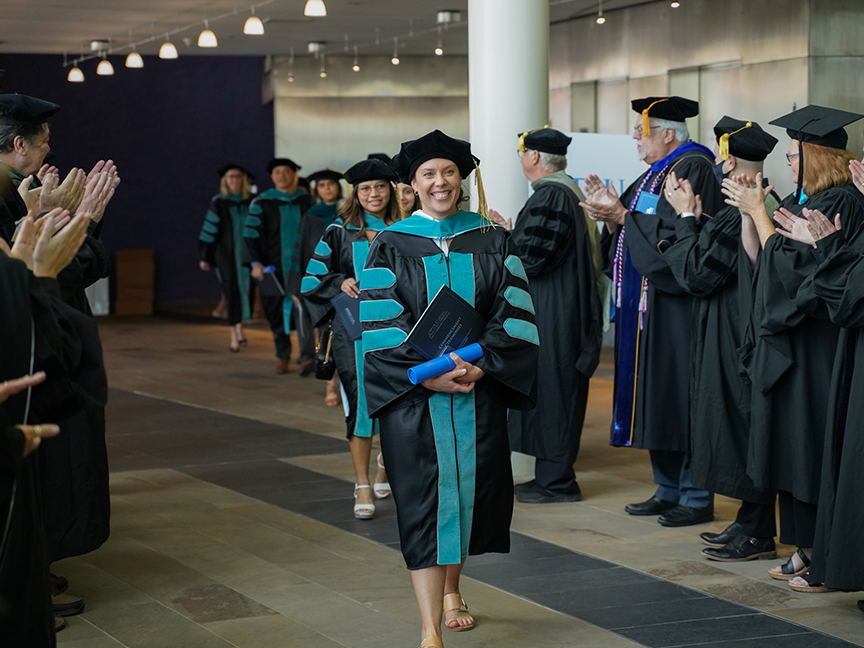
[
  {"xmin": 357, "ymin": 182, "xmax": 389, "ymax": 196},
  {"xmin": 785, "ymin": 153, "xmax": 800, "ymax": 163}
]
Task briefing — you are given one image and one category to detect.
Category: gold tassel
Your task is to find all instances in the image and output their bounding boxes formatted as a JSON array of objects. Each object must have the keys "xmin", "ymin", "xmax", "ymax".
[
  {"xmin": 642, "ymin": 98, "xmax": 669, "ymax": 137},
  {"xmin": 473, "ymin": 161, "xmax": 492, "ymax": 230},
  {"xmin": 719, "ymin": 121, "xmax": 752, "ymax": 161}
]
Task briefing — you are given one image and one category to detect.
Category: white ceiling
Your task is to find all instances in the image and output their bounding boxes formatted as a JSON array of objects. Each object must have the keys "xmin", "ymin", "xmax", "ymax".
[{"xmin": 0, "ymin": 0, "xmax": 643, "ymax": 62}]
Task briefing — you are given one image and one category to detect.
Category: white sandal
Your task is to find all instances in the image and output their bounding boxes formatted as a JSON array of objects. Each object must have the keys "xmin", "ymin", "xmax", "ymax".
[
  {"xmin": 354, "ymin": 484, "xmax": 375, "ymax": 519},
  {"xmin": 373, "ymin": 452, "xmax": 391, "ymax": 500}
]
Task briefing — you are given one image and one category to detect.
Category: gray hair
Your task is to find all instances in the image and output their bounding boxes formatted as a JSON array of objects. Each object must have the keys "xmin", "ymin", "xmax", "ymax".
[
  {"xmin": 0, "ymin": 121, "xmax": 46, "ymax": 154},
  {"xmin": 651, "ymin": 118, "xmax": 690, "ymax": 143},
  {"xmin": 537, "ymin": 151, "xmax": 568, "ymax": 172}
]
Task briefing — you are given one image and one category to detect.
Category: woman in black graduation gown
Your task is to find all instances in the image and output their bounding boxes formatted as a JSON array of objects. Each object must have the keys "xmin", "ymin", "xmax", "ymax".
[
  {"xmin": 723, "ymin": 105, "xmax": 864, "ymax": 590},
  {"xmin": 300, "ymin": 160, "xmax": 399, "ymax": 518},
  {"xmin": 198, "ymin": 164, "xmax": 256, "ymax": 352},
  {"xmin": 360, "ymin": 131, "xmax": 538, "ymax": 648},
  {"xmin": 397, "ymin": 180, "xmax": 421, "ymax": 217}
]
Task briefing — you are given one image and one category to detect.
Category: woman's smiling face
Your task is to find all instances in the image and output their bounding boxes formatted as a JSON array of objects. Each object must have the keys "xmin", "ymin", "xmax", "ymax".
[{"xmin": 411, "ymin": 158, "xmax": 462, "ymax": 220}]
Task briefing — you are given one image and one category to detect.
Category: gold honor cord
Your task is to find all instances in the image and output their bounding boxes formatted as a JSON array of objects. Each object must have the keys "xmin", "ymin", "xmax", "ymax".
[
  {"xmin": 474, "ymin": 161, "xmax": 493, "ymax": 230},
  {"xmin": 629, "ymin": 276, "xmax": 647, "ymax": 445},
  {"xmin": 642, "ymin": 99, "xmax": 669, "ymax": 138},
  {"xmin": 719, "ymin": 121, "xmax": 752, "ymax": 161}
]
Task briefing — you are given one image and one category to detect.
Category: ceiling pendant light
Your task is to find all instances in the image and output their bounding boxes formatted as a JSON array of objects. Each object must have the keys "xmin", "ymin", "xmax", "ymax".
[
  {"xmin": 287, "ymin": 47, "xmax": 295, "ymax": 82},
  {"xmin": 596, "ymin": 0, "xmax": 606, "ymax": 24},
  {"xmin": 435, "ymin": 26, "xmax": 444, "ymax": 56},
  {"xmin": 125, "ymin": 32, "xmax": 143, "ymax": 68},
  {"xmin": 391, "ymin": 37, "xmax": 400, "ymax": 65},
  {"xmin": 670, "ymin": 0, "xmax": 681, "ymax": 6},
  {"xmin": 96, "ymin": 55, "xmax": 114, "ymax": 76},
  {"xmin": 67, "ymin": 64, "xmax": 84, "ymax": 82},
  {"xmin": 304, "ymin": 0, "xmax": 327, "ymax": 17},
  {"xmin": 198, "ymin": 21, "xmax": 218, "ymax": 47},
  {"xmin": 159, "ymin": 35, "xmax": 178, "ymax": 59},
  {"xmin": 244, "ymin": 7, "xmax": 265, "ymax": 35},
  {"xmin": 352, "ymin": 46, "xmax": 360, "ymax": 72},
  {"xmin": 319, "ymin": 54, "xmax": 327, "ymax": 78}
]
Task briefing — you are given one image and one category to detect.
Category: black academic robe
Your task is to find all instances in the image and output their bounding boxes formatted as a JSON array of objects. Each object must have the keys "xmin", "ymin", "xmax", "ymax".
[
  {"xmin": 0, "ymin": 255, "xmax": 105, "ymax": 647},
  {"xmin": 300, "ymin": 216, "xmax": 387, "ymax": 439},
  {"xmin": 0, "ymin": 164, "xmax": 27, "ymax": 244},
  {"xmin": 361, "ymin": 211, "xmax": 538, "ymax": 570},
  {"xmin": 507, "ymin": 178, "xmax": 602, "ymax": 464},
  {"xmin": 743, "ymin": 185, "xmax": 864, "ymax": 504},
  {"xmin": 287, "ymin": 203, "xmax": 338, "ymax": 298},
  {"xmin": 243, "ymin": 188, "xmax": 312, "ymax": 334},
  {"xmin": 198, "ymin": 193, "xmax": 255, "ymax": 324},
  {"xmin": 601, "ymin": 144, "xmax": 722, "ymax": 451},
  {"xmin": 664, "ymin": 207, "xmax": 773, "ymax": 503},
  {"xmin": 794, "ymin": 190, "xmax": 864, "ymax": 590}
]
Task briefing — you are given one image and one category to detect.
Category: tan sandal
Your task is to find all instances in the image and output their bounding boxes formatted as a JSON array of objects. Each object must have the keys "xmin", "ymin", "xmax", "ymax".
[
  {"xmin": 419, "ymin": 635, "xmax": 443, "ymax": 648},
  {"xmin": 443, "ymin": 593, "xmax": 474, "ymax": 632}
]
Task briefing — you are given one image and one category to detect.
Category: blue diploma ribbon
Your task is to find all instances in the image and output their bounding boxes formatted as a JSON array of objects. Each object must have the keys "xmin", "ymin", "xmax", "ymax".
[{"xmin": 407, "ymin": 343, "xmax": 484, "ymax": 385}]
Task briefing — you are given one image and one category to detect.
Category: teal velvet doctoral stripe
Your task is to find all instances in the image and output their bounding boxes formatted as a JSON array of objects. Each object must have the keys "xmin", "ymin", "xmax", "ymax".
[
  {"xmin": 280, "ymin": 201, "xmax": 302, "ymax": 334},
  {"xmin": 503, "ymin": 318, "xmax": 540, "ymax": 345},
  {"xmin": 205, "ymin": 210, "xmax": 220, "ymax": 224},
  {"xmin": 360, "ymin": 267, "xmax": 396, "ymax": 291},
  {"xmin": 306, "ymin": 259, "xmax": 329, "ymax": 276},
  {"xmin": 352, "ymin": 240, "xmax": 369, "ymax": 281},
  {"xmin": 243, "ymin": 228, "xmax": 259, "ymax": 238},
  {"xmin": 351, "ymin": 339, "xmax": 375, "ymax": 438},
  {"xmin": 314, "ymin": 239, "xmax": 332, "ymax": 257},
  {"xmin": 422, "ymin": 254, "xmax": 449, "ymax": 310},
  {"xmin": 301, "ymin": 276, "xmax": 321, "ymax": 294},
  {"xmin": 428, "ymin": 392, "xmax": 462, "ymax": 565},
  {"xmin": 359, "ymin": 299, "xmax": 404, "ymax": 323},
  {"xmin": 202, "ymin": 221, "xmax": 218, "ymax": 234},
  {"xmin": 448, "ymin": 252, "xmax": 475, "ymax": 307},
  {"xmin": 504, "ymin": 254, "xmax": 528, "ymax": 282},
  {"xmin": 245, "ymin": 216, "xmax": 262, "ymax": 227},
  {"xmin": 387, "ymin": 211, "xmax": 492, "ymax": 239},
  {"xmin": 230, "ymin": 201, "xmax": 252, "ymax": 321},
  {"xmin": 504, "ymin": 286, "xmax": 535, "ymax": 315},
  {"xmin": 199, "ymin": 232, "xmax": 215, "ymax": 243},
  {"xmin": 361, "ymin": 327, "xmax": 407, "ymax": 353}
]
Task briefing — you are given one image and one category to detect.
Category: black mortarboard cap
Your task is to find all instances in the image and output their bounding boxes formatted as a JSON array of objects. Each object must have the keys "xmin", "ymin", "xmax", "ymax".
[
  {"xmin": 391, "ymin": 130, "xmax": 479, "ymax": 184},
  {"xmin": 713, "ymin": 117, "xmax": 778, "ymax": 162},
  {"xmin": 306, "ymin": 168, "xmax": 344, "ymax": 183},
  {"xmin": 769, "ymin": 104, "xmax": 864, "ymax": 150},
  {"xmin": 367, "ymin": 153, "xmax": 392, "ymax": 165},
  {"xmin": 267, "ymin": 157, "xmax": 300, "ymax": 173},
  {"xmin": 0, "ymin": 93, "xmax": 60, "ymax": 126},
  {"xmin": 217, "ymin": 162, "xmax": 253, "ymax": 178},
  {"xmin": 631, "ymin": 96, "xmax": 699, "ymax": 122},
  {"xmin": 343, "ymin": 159, "xmax": 398, "ymax": 185},
  {"xmin": 519, "ymin": 127, "xmax": 572, "ymax": 155}
]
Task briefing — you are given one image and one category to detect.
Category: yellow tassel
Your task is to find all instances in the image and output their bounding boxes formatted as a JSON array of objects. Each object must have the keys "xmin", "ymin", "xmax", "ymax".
[
  {"xmin": 517, "ymin": 124, "xmax": 552, "ymax": 154},
  {"xmin": 642, "ymin": 98, "xmax": 670, "ymax": 137},
  {"xmin": 473, "ymin": 161, "xmax": 492, "ymax": 230},
  {"xmin": 719, "ymin": 121, "xmax": 752, "ymax": 161}
]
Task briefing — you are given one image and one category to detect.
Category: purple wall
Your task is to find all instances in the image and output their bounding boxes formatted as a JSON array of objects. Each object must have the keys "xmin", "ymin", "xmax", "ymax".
[{"xmin": 0, "ymin": 53, "xmax": 274, "ymax": 304}]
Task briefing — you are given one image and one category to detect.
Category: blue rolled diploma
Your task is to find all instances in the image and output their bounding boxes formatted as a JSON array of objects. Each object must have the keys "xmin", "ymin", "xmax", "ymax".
[{"xmin": 407, "ymin": 343, "xmax": 484, "ymax": 385}]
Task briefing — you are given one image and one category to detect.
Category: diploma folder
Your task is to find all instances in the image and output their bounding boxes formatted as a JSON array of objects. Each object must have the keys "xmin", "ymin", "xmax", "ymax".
[
  {"xmin": 406, "ymin": 285, "xmax": 485, "ymax": 360},
  {"xmin": 331, "ymin": 292, "xmax": 363, "ymax": 341}
]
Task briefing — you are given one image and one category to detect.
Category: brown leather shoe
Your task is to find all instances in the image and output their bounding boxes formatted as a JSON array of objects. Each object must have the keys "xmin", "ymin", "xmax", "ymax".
[{"xmin": 276, "ymin": 359, "xmax": 289, "ymax": 374}]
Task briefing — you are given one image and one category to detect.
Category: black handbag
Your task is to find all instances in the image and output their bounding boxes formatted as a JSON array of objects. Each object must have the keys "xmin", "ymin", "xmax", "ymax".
[{"xmin": 315, "ymin": 322, "xmax": 336, "ymax": 380}]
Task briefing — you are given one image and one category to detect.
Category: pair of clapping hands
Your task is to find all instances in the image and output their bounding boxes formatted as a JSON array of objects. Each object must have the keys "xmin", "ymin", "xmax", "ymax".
[
  {"xmin": 18, "ymin": 159, "xmax": 120, "ymax": 224},
  {"xmin": 0, "ymin": 373, "xmax": 60, "ymax": 458},
  {"xmin": 0, "ymin": 210, "xmax": 88, "ymax": 278}
]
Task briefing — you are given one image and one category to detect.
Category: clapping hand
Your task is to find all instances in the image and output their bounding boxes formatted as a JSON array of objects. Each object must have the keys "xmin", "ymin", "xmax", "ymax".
[
  {"xmin": 487, "ymin": 208, "xmax": 512, "ymax": 230},
  {"xmin": 579, "ymin": 174, "xmax": 627, "ymax": 226},
  {"xmin": 664, "ymin": 171, "xmax": 703, "ymax": 218},
  {"xmin": 40, "ymin": 167, "xmax": 87, "ymax": 214},
  {"xmin": 721, "ymin": 173, "xmax": 773, "ymax": 217},
  {"xmin": 850, "ymin": 158, "xmax": 864, "ymax": 195},
  {"xmin": 78, "ymin": 166, "xmax": 120, "ymax": 223},
  {"xmin": 773, "ymin": 207, "xmax": 816, "ymax": 246},
  {"xmin": 0, "ymin": 372, "xmax": 60, "ymax": 457},
  {"xmin": 32, "ymin": 210, "xmax": 89, "ymax": 278}
]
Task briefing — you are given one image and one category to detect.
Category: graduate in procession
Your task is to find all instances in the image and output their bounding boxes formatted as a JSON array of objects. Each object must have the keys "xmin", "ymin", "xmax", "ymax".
[
  {"xmin": 580, "ymin": 96, "xmax": 723, "ymax": 527},
  {"xmin": 243, "ymin": 157, "xmax": 313, "ymax": 374},
  {"xmin": 299, "ymin": 159, "xmax": 399, "ymax": 519},
  {"xmin": 198, "ymin": 163, "xmax": 256, "ymax": 353},
  {"xmin": 723, "ymin": 105, "xmax": 864, "ymax": 591},
  {"xmin": 360, "ymin": 130, "xmax": 538, "ymax": 648},
  {"xmin": 488, "ymin": 127, "xmax": 603, "ymax": 504},
  {"xmin": 663, "ymin": 117, "xmax": 780, "ymax": 561}
]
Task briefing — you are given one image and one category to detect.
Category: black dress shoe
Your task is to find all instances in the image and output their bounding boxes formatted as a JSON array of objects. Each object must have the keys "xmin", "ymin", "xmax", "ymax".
[
  {"xmin": 658, "ymin": 504, "xmax": 714, "ymax": 527},
  {"xmin": 625, "ymin": 495, "xmax": 677, "ymax": 516},
  {"xmin": 515, "ymin": 481, "xmax": 582, "ymax": 504},
  {"xmin": 699, "ymin": 522, "xmax": 743, "ymax": 547},
  {"xmin": 55, "ymin": 616, "xmax": 67, "ymax": 632},
  {"xmin": 701, "ymin": 535, "xmax": 777, "ymax": 562},
  {"xmin": 50, "ymin": 573, "xmax": 69, "ymax": 596}
]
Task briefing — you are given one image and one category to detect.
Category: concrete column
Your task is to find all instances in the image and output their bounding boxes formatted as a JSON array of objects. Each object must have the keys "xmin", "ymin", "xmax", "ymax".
[
  {"xmin": 468, "ymin": 0, "xmax": 549, "ymax": 479},
  {"xmin": 468, "ymin": 0, "xmax": 550, "ymax": 224}
]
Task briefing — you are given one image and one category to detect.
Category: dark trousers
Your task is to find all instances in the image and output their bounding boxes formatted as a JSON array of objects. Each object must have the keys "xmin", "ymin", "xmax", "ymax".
[
  {"xmin": 778, "ymin": 490, "xmax": 817, "ymax": 548},
  {"xmin": 735, "ymin": 499, "xmax": 777, "ymax": 539},
  {"xmin": 535, "ymin": 458, "xmax": 579, "ymax": 493},
  {"xmin": 261, "ymin": 294, "xmax": 292, "ymax": 360},
  {"xmin": 296, "ymin": 302, "xmax": 315, "ymax": 360},
  {"xmin": 650, "ymin": 449, "xmax": 713, "ymax": 508}
]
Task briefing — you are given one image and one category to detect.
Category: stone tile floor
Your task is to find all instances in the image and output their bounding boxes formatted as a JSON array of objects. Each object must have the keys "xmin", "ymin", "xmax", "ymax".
[{"xmin": 54, "ymin": 314, "xmax": 864, "ymax": 647}]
